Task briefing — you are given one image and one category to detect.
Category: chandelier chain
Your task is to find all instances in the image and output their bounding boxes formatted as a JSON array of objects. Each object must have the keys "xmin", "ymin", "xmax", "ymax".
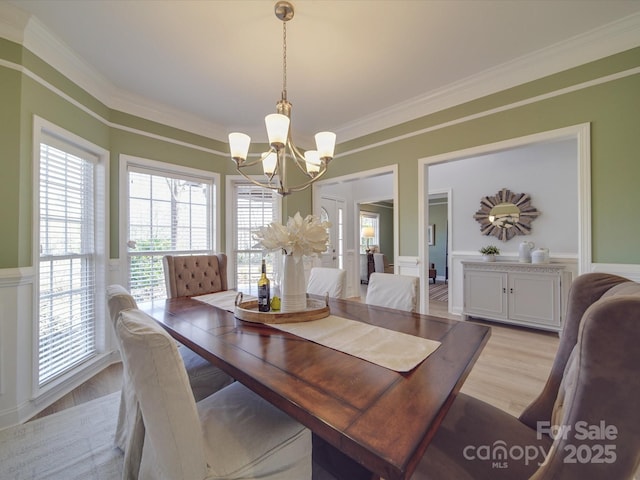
[
  {"xmin": 282, "ymin": 21, "xmax": 287, "ymax": 100},
  {"xmin": 228, "ymin": 1, "xmax": 336, "ymax": 196}
]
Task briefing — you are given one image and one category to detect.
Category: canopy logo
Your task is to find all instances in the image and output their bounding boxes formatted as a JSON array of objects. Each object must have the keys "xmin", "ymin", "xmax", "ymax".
[{"xmin": 463, "ymin": 421, "xmax": 618, "ymax": 470}]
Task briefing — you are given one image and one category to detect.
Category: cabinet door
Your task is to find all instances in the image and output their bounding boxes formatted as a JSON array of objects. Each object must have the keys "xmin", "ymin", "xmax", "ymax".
[
  {"xmin": 508, "ymin": 272, "xmax": 561, "ymax": 327},
  {"xmin": 464, "ymin": 270, "xmax": 507, "ymax": 320}
]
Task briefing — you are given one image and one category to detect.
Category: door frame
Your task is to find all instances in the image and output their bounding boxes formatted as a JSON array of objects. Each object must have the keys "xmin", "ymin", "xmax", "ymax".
[{"xmin": 312, "ymin": 165, "xmax": 398, "ymax": 299}]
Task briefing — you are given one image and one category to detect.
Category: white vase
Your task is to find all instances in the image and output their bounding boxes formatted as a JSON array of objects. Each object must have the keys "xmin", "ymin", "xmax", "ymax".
[
  {"xmin": 483, "ymin": 254, "xmax": 496, "ymax": 262},
  {"xmin": 280, "ymin": 254, "xmax": 307, "ymax": 312}
]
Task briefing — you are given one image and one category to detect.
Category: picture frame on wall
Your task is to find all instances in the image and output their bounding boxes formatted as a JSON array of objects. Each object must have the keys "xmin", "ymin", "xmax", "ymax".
[{"xmin": 428, "ymin": 224, "xmax": 435, "ymax": 246}]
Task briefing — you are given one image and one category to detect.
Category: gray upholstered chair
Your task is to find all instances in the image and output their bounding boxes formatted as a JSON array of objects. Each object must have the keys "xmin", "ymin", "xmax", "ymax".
[
  {"xmin": 163, "ymin": 253, "xmax": 228, "ymax": 298},
  {"xmin": 106, "ymin": 285, "xmax": 234, "ymax": 478},
  {"xmin": 114, "ymin": 308, "xmax": 312, "ymax": 480},
  {"xmin": 373, "ymin": 253, "xmax": 393, "ymax": 274},
  {"xmin": 365, "ymin": 272, "xmax": 419, "ymax": 313},
  {"xmin": 414, "ymin": 272, "xmax": 640, "ymax": 479},
  {"xmin": 307, "ymin": 267, "xmax": 347, "ymax": 299}
]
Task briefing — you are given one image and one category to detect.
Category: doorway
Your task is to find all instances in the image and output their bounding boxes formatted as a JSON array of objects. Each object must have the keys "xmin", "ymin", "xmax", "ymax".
[
  {"xmin": 312, "ymin": 166, "xmax": 398, "ymax": 299},
  {"xmin": 419, "ymin": 123, "xmax": 591, "ymax": 315}
]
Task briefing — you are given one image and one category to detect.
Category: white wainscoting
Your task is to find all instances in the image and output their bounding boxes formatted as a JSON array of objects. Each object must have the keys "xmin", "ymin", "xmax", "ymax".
[
  {"xmin": 590, "ymin": 263, "xmax": 640, "ymax": 282},
  {"xmin": 0, "ymin": 266, "xmax": 119, "ymax": 430},
  {"xmin": 395, "ymin": 256, "xmax": 420, "ymax": 277},
  {"xmin": 0, "ymin": 267, "xmax": 35, "ymax": 427}
]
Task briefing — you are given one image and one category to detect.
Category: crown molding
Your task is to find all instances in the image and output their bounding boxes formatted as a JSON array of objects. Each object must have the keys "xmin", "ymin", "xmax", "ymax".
[
  {"xmin": 336, "ymin": 12, "xmax": 640, "ymax": 142},
  {"xmin": 0, "ymin": 2, "xmax": 29, "ymax": 44},
  {"xmin": 2, "ymin": 3, "xmax": 639, "ymax": 145}
]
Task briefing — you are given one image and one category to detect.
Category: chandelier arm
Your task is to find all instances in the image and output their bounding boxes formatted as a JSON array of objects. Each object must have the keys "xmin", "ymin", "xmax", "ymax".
[
  {"xmin": 283, "ymin": 165, "xmax": 330, "ymax": 194},
  {"xmin": 286, "ymin": 138, "xmax": 317, "ymax": 177},
  {"xmin": 235, "ymin": 149, "xmax": 277, "ymax": 169},
  {"xmin": 235, "ymin": 167, "xmax": 285, "ymax": 194}
]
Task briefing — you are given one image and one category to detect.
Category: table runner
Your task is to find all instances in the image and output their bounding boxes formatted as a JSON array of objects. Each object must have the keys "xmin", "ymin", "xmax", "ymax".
[{"xmin": 193, "ymin": 291, "xmax": 440, "ymax": 372}]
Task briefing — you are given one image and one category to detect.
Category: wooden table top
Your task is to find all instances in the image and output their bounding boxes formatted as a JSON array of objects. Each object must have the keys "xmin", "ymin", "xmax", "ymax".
[{"xmin": 140, "ymin": 296, "xmax": 490, "ymax": 480}]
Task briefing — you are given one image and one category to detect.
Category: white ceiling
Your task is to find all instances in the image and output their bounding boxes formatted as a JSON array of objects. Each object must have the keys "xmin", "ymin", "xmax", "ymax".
[{"xmin": 6, "ymin": 1, "xmax": 640, "ymax": 146}]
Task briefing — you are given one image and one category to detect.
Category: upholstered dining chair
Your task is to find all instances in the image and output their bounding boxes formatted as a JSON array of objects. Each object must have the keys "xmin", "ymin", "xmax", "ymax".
[
  {"xmin": 365, "ymin": 272, "xmax": 419, "ymax": 313},
  {"xmin": 373, "ymin": 253, "xmax": 393, "ymax": 274},
  {"xmin": 413, "ymin": 272, "xmax": 640, "ymax": 479},
  {"xmin": 307, "ymin": 267, "xmax": 347, "ymax": 299},
  {"xmin": 163, "ymin": 253, "xmax": 228, "ymax": 298},
  {"xmin": 106, "ymin": 285, "xmax": 234, "ymax": 478},
  {"xmin": 114, "ymin": 307, "xmax": 312, "ymax": 480}
]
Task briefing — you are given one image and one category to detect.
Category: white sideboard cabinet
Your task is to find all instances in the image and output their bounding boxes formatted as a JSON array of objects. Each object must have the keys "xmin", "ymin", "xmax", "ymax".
[{"xmin": 462, "ymin": 261, "xmax": 576, "ymax": 332}]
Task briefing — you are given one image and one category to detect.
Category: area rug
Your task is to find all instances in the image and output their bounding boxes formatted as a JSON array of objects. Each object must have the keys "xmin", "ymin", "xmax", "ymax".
[
  {"xmin": 429, "ymin": 282, "xmax": 449, "ymax": 302},
  {"xmin": 0, "ymin": 392, "xmax": 123, "ymax": 479}
]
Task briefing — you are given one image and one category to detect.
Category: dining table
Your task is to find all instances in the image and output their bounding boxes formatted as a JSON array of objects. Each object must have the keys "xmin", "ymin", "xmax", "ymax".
[{"xmin": 139, "ymin": 293, "xmax": 491, "ymax": 480}]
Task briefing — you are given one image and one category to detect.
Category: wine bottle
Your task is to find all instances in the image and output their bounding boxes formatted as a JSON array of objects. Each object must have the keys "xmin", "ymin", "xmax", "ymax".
[{"xmin": 258, "ymin": 259, "xmax": 270, "ymax": 312}]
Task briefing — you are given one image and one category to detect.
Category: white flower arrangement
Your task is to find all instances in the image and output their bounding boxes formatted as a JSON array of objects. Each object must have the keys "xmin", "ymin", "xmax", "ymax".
[{"xmin": 253, "ymin": 212, "xmax": 331, "ymax": 261}]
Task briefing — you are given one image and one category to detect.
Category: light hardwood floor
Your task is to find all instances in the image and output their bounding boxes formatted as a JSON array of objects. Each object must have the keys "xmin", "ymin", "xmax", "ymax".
[
  {"xmin": 430, "ymin": 300, "xmax": 559, "ymax": 417},
  {"xmin": 32, "ymin": 296, "xmax": 558, "ymax": 422}
]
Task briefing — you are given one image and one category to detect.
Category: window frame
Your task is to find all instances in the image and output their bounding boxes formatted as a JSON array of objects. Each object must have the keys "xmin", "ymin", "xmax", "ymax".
[
  {"xmin": 360, "ymin": 212, "xmax": 380, "ymax": 253},
  {"xmin": 119, "ymin": 154, "xmax": 220, "ymax": 301},
  {"xmin": 32, "ymin": 116, "xmax": 110, "ymax": 397},
  {"xmin": 225, "ymin": 176, "xmax": 282, "ymax": 293}
]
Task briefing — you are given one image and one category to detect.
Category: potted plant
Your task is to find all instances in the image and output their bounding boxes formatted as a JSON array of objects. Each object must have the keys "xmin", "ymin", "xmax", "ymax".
[{"xmin": 479, "ymin": 245, "xmax": 500, "ymax": 262}]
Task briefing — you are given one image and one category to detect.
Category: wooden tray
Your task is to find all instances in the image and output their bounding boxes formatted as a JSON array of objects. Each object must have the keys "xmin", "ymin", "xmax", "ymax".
[{"xmin": 234, "ymin": 293, "xmax": 330, "ymax": 324}]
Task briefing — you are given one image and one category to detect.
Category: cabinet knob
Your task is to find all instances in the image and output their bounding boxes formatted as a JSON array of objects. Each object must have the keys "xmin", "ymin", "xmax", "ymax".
[
  {"xmin": 510, "ymin": 288, "xmax": 514, "ymax": 294},
  {"xmin": 503, "ymin": 287, "xmax": 506, "ymax": 294}
]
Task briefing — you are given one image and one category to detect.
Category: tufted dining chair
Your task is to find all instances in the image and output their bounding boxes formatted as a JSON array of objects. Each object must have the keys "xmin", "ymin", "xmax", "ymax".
[
  {"xmin": 365, "ymin": 272, "xmax": 419, "ymax": 313},
  {"xmin": 307, "ymin": 267, "xmax": 347, "ymax": 299},
  {"xmin": 106, "ymin": 284, "xmax": 234, "ymax": 479},
  {"xmin": 114, "ymin": 307, "xmax": 312, "ymax": 480},
  {"xmin": 163, "ymin": 253, "xmax": 228, "ymax": 298},
  {"xmin": 413, "ymin": 272, "xmax": 640, "ymax": 479}
]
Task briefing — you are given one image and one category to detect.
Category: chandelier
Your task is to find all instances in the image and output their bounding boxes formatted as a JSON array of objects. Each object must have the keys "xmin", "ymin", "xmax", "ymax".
[{"xmin": 228, "ymin": 1, "xmax": 336, "ymax": 196}]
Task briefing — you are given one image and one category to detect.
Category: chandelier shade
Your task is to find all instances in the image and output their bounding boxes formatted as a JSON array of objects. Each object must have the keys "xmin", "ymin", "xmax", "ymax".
[{"xmin": 227, "ymin": 1, "xmax": 336, "ymax": 196}]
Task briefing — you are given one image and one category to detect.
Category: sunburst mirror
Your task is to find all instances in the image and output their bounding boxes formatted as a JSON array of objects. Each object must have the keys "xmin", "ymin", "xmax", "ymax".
[{"xmin": 473, "ymin": 188, "xmax": 540, "ymax": 241}]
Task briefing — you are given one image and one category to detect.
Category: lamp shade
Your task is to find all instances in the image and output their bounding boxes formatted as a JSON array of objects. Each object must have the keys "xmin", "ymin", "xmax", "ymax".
[
  {"xmin": 304, "ymin": 150, "xmax": 320, "ymax": 174},
  {"xmin": 362, "ymin": 226, "xmax": 375, "ymax": 238},
  {"xmin": 262, "ymin": 151, "xmax": 278, "ymax": 176},
  {"xmin": 228, "ymin": 132, "xmax": 251, "ymax": 161},
  {"xmin": 265, "ymin": 113, "xmax": 290, "ymax": 147},
  {"xmin": 315, "ymin": 131, "xmax": 336, "ymax": 159}
]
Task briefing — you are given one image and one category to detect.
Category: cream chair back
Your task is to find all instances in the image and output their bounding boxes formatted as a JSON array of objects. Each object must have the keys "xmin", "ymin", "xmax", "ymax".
[
  {"xmin": 106, "ymin": 284, "xmax": 234, "ymax": 479},
  {"xmin": 106, "ymin": 284, "xmax": 144, "ymax": 475},
  {"xmin": 115, "ymin": 309, "xmax": 209, "ymax": 479},
  {"xmin": 365, "ymin": 273, "xmax": 419, "ymax": 313},
  {"xmin": 115, "ymin": 309, "xmax": 312, "ymax": 480},
  {"xmin": 373, "ymin": 253, "xmax": 393, "ymax": 273},
  {"xmin": 307, "ymin": 267, "xmax": 347, "ymax": 299}
]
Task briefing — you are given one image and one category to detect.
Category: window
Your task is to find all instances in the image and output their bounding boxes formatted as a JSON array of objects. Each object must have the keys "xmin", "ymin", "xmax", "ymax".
[
  {"xmin": 36, "ymin": 126, "xmax": 107, "ymax": 389},
  {"xmin": 124, "ymin": 159, "xmax": 217, "ymax": 302},
  {"xmin": 360, "ymin": 212, "xmax": 379, "ymax": 253},
  {"xmin": 228, "ymin": 181, "xmax": 280, "ymax": 295}
]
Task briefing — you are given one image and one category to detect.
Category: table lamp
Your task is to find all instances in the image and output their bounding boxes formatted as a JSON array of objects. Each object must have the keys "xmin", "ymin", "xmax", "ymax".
[{"xmin": 362, "ymin": 226, "xmax": 375, "ymax": 253}]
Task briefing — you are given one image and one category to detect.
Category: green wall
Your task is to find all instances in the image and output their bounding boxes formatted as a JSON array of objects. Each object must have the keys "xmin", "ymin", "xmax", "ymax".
[
  {"xmin": 327, "ymin": 48, "xmax": 640, "ymax": 263},
  {"xmin": 1, "ymin": 37, "xmax": 639, "ymax": 269}
]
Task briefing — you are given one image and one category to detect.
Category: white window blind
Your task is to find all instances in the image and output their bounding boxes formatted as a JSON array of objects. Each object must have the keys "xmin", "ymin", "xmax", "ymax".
[
  {"xmin": 127, "ymin": 167, "xmax": 213, "ymax": 302},
  {"xmin": 38, "ymin": 141, "xmax": 97, "ymax": 386},
  {"xmin": 233, "ymin": 183, "xmax": 278, "ymax": 295}
]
